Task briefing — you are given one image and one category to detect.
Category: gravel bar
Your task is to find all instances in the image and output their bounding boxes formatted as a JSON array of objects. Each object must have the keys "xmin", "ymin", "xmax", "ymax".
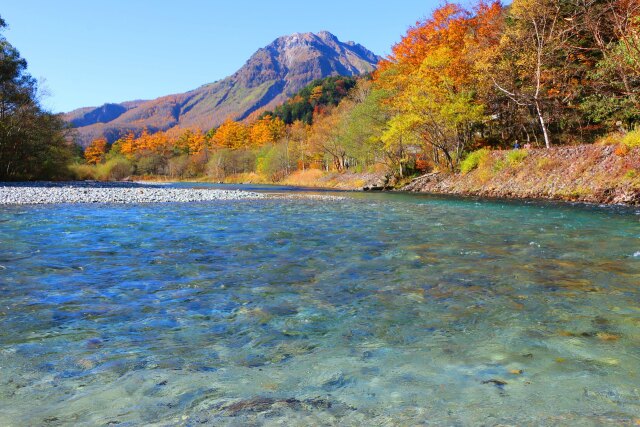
[{"xmin": 0, "ymin": 184, "xmax": 265, "ymax": 205}]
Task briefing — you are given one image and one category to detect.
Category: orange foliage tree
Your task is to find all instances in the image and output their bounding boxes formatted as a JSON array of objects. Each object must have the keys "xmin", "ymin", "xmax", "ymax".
[
  {"xmin": 211, "ymin": 119, "xmax": 248, "ymax": 149},
  {"xmin": 375, "ymin": 1, "xmax": 504, "ymax": 170},
  {"xmin": 84, "ymin": 138, "xmax": 107, "ymax": 165}
]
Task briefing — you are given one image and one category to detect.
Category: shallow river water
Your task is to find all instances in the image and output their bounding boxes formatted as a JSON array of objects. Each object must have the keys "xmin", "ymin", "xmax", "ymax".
[{"xmin": 0, "ymin": 187, "xmax": 639, "ymax": 425}]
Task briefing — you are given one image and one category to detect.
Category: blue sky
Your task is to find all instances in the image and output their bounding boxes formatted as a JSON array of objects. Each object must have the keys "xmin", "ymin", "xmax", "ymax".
[{"xmin": 3, "ymin": 1, "xmax": 450, "ymax": 112}]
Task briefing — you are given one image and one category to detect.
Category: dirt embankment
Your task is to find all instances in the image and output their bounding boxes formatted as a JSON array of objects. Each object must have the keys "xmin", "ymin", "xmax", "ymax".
[{"xmin": 402, "ymin": 145, "xmax": 640, "ymax": 205}]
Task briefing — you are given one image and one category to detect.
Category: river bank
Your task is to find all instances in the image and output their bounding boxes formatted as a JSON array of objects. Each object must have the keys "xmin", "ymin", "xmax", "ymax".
[
  {"xmin": 402, "ymin": 145, "xmax": 640, "ymax": 206},
  {"xmin": 148, "ymin": 170, "xmax": 380, "ymax": 191},
  {"xmin": 31, "ymin": 144, "xmax": 640, "ymax": 206},
  {"xmin": 187, "ymin": 145, "xmax": 640, "ymax": 206}
]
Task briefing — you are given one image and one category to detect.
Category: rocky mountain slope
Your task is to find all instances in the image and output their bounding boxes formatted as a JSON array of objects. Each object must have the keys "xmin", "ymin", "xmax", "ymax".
[{"xmin": 65, "ymin": 31, "xmax": 380, "ymax": 146}]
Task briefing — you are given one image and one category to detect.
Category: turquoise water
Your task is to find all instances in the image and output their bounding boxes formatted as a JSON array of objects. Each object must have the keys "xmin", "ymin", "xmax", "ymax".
[{"xmin": 1, "ymin": 188, "xmax": 639, "ymax": 425}]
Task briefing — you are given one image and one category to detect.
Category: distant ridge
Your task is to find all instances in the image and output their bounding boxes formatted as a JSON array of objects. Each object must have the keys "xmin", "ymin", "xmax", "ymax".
[{"xmin": 65, "ymin": 31, "xmax": 381, "ymax": 146}]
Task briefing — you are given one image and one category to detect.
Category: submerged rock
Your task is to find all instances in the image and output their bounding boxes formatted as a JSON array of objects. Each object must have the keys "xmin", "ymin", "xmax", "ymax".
[
  {"xmin": 482, "ymin": 379, "xmax": 508, "ymax": 390},
  {"xmin": 217, "ymin": 396, "xmax": 356, "ymax": 417}
]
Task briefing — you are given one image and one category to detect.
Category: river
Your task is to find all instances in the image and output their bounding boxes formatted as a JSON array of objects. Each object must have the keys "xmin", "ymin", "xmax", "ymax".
[{"xmin": 1, "ymin": 185, "xmax": 639, "ymax": 425}]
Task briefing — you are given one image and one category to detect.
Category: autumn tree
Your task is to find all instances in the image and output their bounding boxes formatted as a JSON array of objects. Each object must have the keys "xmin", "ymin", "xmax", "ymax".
[
  {"xmin": 269, "ymin": 116, "xmax": 286, "ymax": 142},
  {"xmin": 307, "ymin": 101, "xmax": 363, "ymax": 171},
  {"xmin": 376, "ymin": 2, "xmax": 503, "ymax": 171},
  {"xmin": 482, "ymin": 0, "xmax": 567, "ymax": 148},
  {"xmin": 288, "ymin": 120, "xmax": 312, "ymax": 169},
  {"xmin": 176, "ymin": 129, "xmax": 207, "ymax": 155},
  {"xmin": 310, "ymin": 86, "xmax": 324, "ymax": 104},
  {"xmin": 119, "ymin": 131, "xmax": 136, "ymax": 159},
  {"xmin": 249, "ymin": 116, "xmax": 273, "ymax": 146},
  {"xmin": 211, "ymin": 119, "xmax": 248, "ymax": 149},
  {"xmin": 84, "ymin": 138, "xmax": 107, "ymax": 164}
]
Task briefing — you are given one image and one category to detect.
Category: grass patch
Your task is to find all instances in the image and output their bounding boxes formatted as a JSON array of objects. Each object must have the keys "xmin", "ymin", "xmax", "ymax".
[
  {"xmin": 492, "ymin": 159, "xmax": 506, "ymax": 173},
  {"xmin": 506, "ymin": 149, "xmax": 529, "ymax": 166},
  {"xmin": 460, "ymin": 149, "xmax": 490, "ymax": 174},
  {"xmin": 558, "ymin": 186, "xmax": 591, "ymax": 200}
]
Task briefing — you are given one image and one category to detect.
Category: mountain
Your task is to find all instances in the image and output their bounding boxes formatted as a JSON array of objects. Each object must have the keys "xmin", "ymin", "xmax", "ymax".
[{"xmin": 65, "ymin": 31, "xmax": 381, "ymax": 146}]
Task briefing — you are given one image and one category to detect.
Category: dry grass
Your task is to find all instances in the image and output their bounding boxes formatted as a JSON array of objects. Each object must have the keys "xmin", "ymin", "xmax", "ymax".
[
  {"xmin": 281, "ymin": 170, "xmax": 369, "ymax": 189},
  {"xmin": 280, "ymin": 170, "xmax": 326, "ymax": 187},
  {"xmin": 222, "ymin": 173, "xmax": 271, "ymax": 184}
]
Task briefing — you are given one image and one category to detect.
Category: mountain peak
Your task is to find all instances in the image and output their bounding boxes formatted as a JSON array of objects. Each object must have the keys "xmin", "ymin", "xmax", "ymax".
[
  {"xmin": 66, "ymin": 32, "xmax": 381, "ymax": 146},
  {"xmin": 275, "ymin": 31, "xmax": 336, "ymax": 43},
  {"xmin": 317, "ymin": 30, "xmax": 339, "ymax": 41}
]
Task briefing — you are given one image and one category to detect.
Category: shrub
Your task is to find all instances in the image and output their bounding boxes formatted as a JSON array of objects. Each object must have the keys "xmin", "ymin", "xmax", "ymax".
[
  {"xmin": 622, "ymin": 129, "xmax": 640, "ymax": 148},
  {"xmin": 596, "ymin": 132, "xmax": 624, "ymax": 146},
  {"xmin": 168, "ymin": 155, "xmax": 190, "ymax": 178},
  {"xmin": 136, "ymin": 154, "xmax": 167, "ymax": 175},
  {"xmin": 257, "ymin": 143, "xmax": 289, "ymax": 180},
  {"xmin": 615, "ymin": 144, "xmax": 630, "ymax": 157},
  {"xmin": 460, "ymin": 148, "xmax": 490, "ymax": 174},
  {"xmin": 69, "ymin": 163, "xmax": 98, "ymax": 180},
  {"xmin": 506, "ymin": 149, "xmax": 529, "ymax": 166},
  {"xmin": 100, "ymin": 158, "xmax": 133, "ymax": 181},
  {"xmin": 184, "ymin": 151, "xmax": 209, "ymax": 178},
  {"xmin": 68, "ymin": 157, "xmax": 133, "ymax": 181}
]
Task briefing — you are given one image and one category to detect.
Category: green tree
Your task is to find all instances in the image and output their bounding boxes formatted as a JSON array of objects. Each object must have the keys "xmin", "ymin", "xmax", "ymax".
[
  {"xmin": 0, "ymin": 18, "xmax": 73, "ymax": 180},
  {"xmin": 0, "ymin": 16, "xmax": 75, "ymax": 180}
]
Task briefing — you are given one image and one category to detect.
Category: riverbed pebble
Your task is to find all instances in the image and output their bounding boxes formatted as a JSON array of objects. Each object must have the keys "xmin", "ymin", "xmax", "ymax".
[{"xmin": 0, "ymin": 184, "xmax": 265, "ymax": 205}]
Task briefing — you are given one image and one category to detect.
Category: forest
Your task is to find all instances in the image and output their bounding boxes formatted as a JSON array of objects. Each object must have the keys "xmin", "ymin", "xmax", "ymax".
[{"xmin": 2, "ymin": 0, "xmax": 640, "ymax": 183}]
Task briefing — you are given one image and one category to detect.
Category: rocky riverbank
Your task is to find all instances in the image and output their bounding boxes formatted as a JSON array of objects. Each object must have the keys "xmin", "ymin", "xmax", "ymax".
[
  {"xmin": 402, "ymin": 145, "xmax": 640, "ymax": 206},
  {"xmin": 0, "ymin": 182, "xmax": 265, "ymax": 205}
]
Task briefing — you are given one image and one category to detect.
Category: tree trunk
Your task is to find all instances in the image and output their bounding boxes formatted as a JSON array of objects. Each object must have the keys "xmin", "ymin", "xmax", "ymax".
[{"xmin": 534, "ymin": 100, "xmax": 551, "ymax": 149}]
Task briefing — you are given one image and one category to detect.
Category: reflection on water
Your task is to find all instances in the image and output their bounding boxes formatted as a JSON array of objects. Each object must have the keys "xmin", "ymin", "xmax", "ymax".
[{"xmin": 0, "ymin": 192, "xmax": 639, "ymax": 425}]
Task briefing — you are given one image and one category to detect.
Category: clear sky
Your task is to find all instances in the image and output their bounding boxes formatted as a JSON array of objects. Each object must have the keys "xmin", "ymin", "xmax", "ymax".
[{"xmin": 2, "ymin": 0, "xmax": 450, "ymax": 113}]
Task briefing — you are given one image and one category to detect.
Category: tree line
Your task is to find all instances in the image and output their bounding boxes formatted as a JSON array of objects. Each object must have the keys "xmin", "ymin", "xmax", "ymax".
[
  {"xmin": 82, "ymin": 0, "xmax": 638, "ymax": 182},
  {"xmin": 2, "ymin": 1, "xmax": 639, "ymax": 182}
]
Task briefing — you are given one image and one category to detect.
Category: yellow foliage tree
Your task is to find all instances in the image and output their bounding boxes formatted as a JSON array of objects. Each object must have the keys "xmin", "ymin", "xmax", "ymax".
[
  {"xmin": 269, "ymin": 116, "xmax": 286, "ymax": 142},
  {"xmin": 120, "ymin": 131, "xmax": 136, "ymax": 159},
  {"xmin": 212, "ymin": 119, "xmax": 248, "ymax": 149},
  {"xmin": 188, "ymin": 129, "xmax": 207, "ymax": 154},
  {"xmin": 84, "ymin": 138, "xmax": 107, "ymax": 165},
  {"xmin": 249, "ymin": 116, "xmax": 274, "ymax": 146}
]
